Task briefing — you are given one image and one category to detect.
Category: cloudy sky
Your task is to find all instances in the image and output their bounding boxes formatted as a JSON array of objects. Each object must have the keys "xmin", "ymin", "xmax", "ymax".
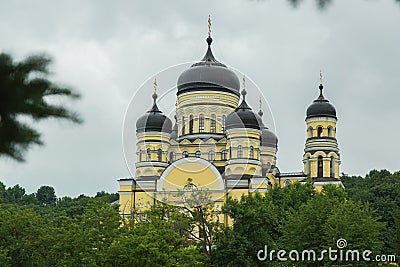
[{"xmin": 0, "ymin": 0, "xmax": 399, "ymax": 197}]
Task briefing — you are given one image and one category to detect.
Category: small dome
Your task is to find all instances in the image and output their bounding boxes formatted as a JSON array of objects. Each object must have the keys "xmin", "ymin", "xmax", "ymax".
[
  {"xmin": 306, "ymin": 84, "xmax": 336, "ymax": 119},
  {"xmin": 226, "ymin": 90, "xmax": 261, "ymax": 130},
  {"xmin": 257, "ymin": 110, "xmax": 278, "ymax": 148},
  {"xmin": 136, "ymin": 93, "xmax": 172, "ymax": 133},
  {"xmin": 177, "ymin": 37, "xmax": 240, "ymax": 97},
  {"xmin": 261, "ymin": 126, "xmax": 278, "ymax": 148}
]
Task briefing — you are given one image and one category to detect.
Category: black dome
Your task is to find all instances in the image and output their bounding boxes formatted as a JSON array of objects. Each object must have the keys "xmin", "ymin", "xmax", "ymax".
[
  {"xmin": 261, "ymin": 126, "xmax": 278, "ymax": 148},
  {"xmin": 136, "ymin": 93, "xmax": 172, "ymax": 133},
  {"xmin": 177, "ymin": 37, "xmax": 240, "ymax": 96},
  {"xmin": 257, "ymin": 111, "xmax": 278, "ymax": 148},
  {"xmin": 306, "ymin": 84, "xmax": 336, "ymax": 119},
  {"xmin": 226, "ymin": 91, "xmax": 261, "ymax": 130}
]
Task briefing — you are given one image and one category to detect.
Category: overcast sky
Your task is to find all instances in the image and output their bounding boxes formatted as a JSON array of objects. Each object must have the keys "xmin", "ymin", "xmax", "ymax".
[{"xmin": 0, "ymin": 0, "xmax": 399, "ymax": 197}]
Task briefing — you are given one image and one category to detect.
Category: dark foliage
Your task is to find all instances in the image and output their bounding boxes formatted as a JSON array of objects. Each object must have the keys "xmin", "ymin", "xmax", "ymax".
[{"xmin": 0, "ymin": 53, "xmax": 81, "ymax": 162}]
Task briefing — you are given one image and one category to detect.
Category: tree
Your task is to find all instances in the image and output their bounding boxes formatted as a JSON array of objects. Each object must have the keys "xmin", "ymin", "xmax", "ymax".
[
  {"xmin": 0, "ymin": 53, "xmax": 81, "ymax": 162},
  {"xmin": 36, "ymin": 185, "xmax": 56, "ymax": 206},
  {"xmin": 341, "ymin": 169, "xmax": 400, "ymax": 256},
  {"xmin": 6, "ymin": 184, "xmax": 25, "ymax": 203},
  {"xmin": 280, "ymin": 186, "xmax": 383, "ymax": 267},
  {"xmin": 214, "ymin": 192, "xmax": 280, "ymax": 267},
  {"xmin": 107, "ymin": 211, "xmax": 207, "ymax": 267},
  {"xmin": 173, "ymin": 179, "xmax": 224, "ymax": 262}
]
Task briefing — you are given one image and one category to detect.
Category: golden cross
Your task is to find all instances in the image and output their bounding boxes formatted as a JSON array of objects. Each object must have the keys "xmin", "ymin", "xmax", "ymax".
[
  {"xmin": 153, "ymin": 78, "xmax": 157, "ymax": 93},
  {"xmin": 259, "ymin": 97, "xmax": 262, "ymax": 110},
  {"xmin": 208, "ymin": 15, "xmax": 211, "ymax": 37},
  {"xmin": 242, "ymin": 75, "xmax": 246, "ymax": 90},
  {"xmin": 320, "ymin": 70, "xmax": 323, "ymax": 84}
]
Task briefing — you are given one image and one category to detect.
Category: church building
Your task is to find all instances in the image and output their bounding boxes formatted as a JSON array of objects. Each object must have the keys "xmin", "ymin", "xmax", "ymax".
[{"xmin": 118, "ymin": 20, "xmax": 342, "ymax": 217}]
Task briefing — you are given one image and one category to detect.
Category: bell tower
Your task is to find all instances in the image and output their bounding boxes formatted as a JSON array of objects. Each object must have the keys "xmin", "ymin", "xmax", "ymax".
[{"xmin": 303, "ymin": 72, "xmax": 340, "ymax": 180}]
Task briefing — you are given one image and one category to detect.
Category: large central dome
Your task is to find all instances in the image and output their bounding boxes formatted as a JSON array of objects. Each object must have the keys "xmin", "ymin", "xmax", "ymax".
[{"xmin": 177, "ymin": 36, "xmax": 240, "ymax": 96}]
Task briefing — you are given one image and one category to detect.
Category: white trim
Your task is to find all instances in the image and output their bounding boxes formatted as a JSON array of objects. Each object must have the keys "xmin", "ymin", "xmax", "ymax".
[
  {"xmin": 226, "ymin": 159, "xmax": 262, "ymax": 166},
  {"xmin": 118, "ymin": 191, "xmax": 134, "ymax": 195},
  {"xmin": 118, "ymin": 180, "xmax": 134, "ymax": 186},
  {"xmin": 306, "ymin": 117, "xmax": 337, "ymax": 123},
  {"xmin": 135, "ymin": 162, "xmax": 169, "ymax": 168}
]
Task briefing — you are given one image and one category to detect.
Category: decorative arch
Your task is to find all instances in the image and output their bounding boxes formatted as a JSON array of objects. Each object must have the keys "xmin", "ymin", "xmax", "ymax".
[
  {"xmin": 233, "ymin": 166, "xmax": 245, "ymax": 175},
  {"xmin": 248, "ymin": 167, "xmax": 257, "ymax": 175},
  {"xmin": 327, "ymin": 152, "xmax": 338, "ymax": 158},
  {"xmin": 143, "ymin": 168, "xmax": 155, "ymax": 176},
  {"xmin": 157, "ymin": 157, "xmax": 224, "ymax": 192},
  {"xmin": 314, "ymin": 151, "xmax": 327, "ymax": 158}
]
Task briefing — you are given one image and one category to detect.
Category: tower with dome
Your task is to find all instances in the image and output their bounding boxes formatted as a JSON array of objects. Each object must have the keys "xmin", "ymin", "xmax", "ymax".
[{"xmin": 118, "ymin": 20, "xmax": 342, "ymax": 218}]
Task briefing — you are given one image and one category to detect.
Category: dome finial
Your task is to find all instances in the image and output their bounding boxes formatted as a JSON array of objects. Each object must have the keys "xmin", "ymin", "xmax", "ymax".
[
  {"xmin": 206, "ymin": 15, "xmax": 213, "ymax": 46},
  {"xmin": 152, "ymin": 78, "xmax": 158, "ymax": 102},
  {"xmin": 258, "ymin": 97, "xmax": 264, "ymax": 117},
  {"xmin": 241, "ymin": 75, "xmax": 247, "ymax": 99},
  {"xmin": 149, "ymin": 78, "xmax": 160, "ymax": 113},
  {"xmin": 319, "ymin": 70, "xmax": 324, "ymax": 96},
  {"xmin": 208, "ymin": 15, "xmax": 211, "ymax": 38}
]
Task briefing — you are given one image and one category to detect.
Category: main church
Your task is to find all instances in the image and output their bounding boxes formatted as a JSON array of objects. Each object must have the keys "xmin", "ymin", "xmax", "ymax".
[{"xmin": 118, "ymin": 21, "xmax": 342, "ymax": 217}]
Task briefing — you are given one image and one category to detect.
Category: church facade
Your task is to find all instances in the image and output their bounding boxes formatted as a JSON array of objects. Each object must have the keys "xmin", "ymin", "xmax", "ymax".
[{"xmin": 118, "ymin": 27, "xmax": 341, "ymax": 217}]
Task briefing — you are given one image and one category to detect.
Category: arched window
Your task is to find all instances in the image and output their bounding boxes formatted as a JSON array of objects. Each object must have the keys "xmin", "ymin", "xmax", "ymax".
[
  {"xmin": 222, "ymin": 115, "xmax": 226, "ymax": 132},
  {"xmin": 317, "ymin": 155, "xmax": 323, "ymax": 177},
  {"xmin": 182, "ymin": 151, "xmax": 189, "ymax": 158},
  {"xmin": 249, "ymin": 146, "xmax": 254, "ymax": 159},
  {"xmin": 199, "ymin": 114, "xmax": 204, "ymax": 133},
  {"xmin": 237, "ymin": 145, "xmax": 243, "ymax": 158},
  {"xmin": 221, "ymin": 150, "xmax": 227, "ymax": 160},
  {"xmin": 229, "ymin": 147, "xmax": 232, "ymax": 158},
  {"xmin": 317, "ymin": 126, "xmax": 323, "ymax": 137},
  {"xmin": 189, "ymin": 115, "xmax": 194, "ymax": 134},
  {"xmin": 330, "ymin": 156, "xmax": 335, "ymax": 177},
  {"xmin": 146, "ymin": 148, "xmax": 151, "ymax": 162},
  {"xmin": 308, "ymin": 127, "xmax": 313, "ymax": 138},
  {"xmin": 195, "ymin": 151, "xmax": 201, "ymax": 158},
  {"xmin": 182, "ymin": 116, "xmax": 186, "ymax": 135},
  {"xmin": 328, "ymin": 127, "xmax": 332, "ymax": 137},
  {"xmin": 307, "ymin": 157, "xmax": 311, "ymax": 176},
  {"xmin": 208, "ymin": 150, "xmax": 215, "ymax": 161},
  {"xmin": 157, "ymin": 149, "xmax": 162, "ymax": 161},
  {"xmin": 169, "ymin": 152, "xmax": 175, "ymax": 162},
  {"xmin": 210, "ymin": 114, "xmax": 216, "ymax": 133}
]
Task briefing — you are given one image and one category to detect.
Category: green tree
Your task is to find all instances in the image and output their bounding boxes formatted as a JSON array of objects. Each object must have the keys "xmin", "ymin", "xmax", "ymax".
[
  {"xmin": 323, "ymin": 201, "xmax": 384, "ymax": 266},
  {"xmin": 280, "ymin": 186, "xmax": 383, "ymax": 267},
  {"xmin": 0, "ymin": 204, "xmax": 45, "ymax": 266},
  {"xmin": 6, "ymin": 184, "xmax": 25, "ymax": 203},
  {"xmin": 341, "ymin": 169, "xmax": 400, "ymax": 256},
  {"xmin": 36, "ymin": 185, "xmax": 56, "ymax": 206},
  {"xmin": 107, "ymin": 212, "xmax": 207, "ymax": 267},
  {"xmin": 0, "ymin": 53, "xmax": 81, "ymax": 162}
]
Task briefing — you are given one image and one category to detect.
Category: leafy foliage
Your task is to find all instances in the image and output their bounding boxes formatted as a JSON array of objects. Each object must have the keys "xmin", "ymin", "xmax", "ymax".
[
  {"xmin": 0, "ymin": 53, "xmax": 81, "ymax": 162},
  {"xmin": 36, "ymin": 185, "xmax": 56, "ymax": 206},
  {"xmin": 0, "ymin": 170, "xmax": 398, "ymax": 266},
  {"xmin": 342, "ymin": 169, "xmax": 400, "ymax": 258}
]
